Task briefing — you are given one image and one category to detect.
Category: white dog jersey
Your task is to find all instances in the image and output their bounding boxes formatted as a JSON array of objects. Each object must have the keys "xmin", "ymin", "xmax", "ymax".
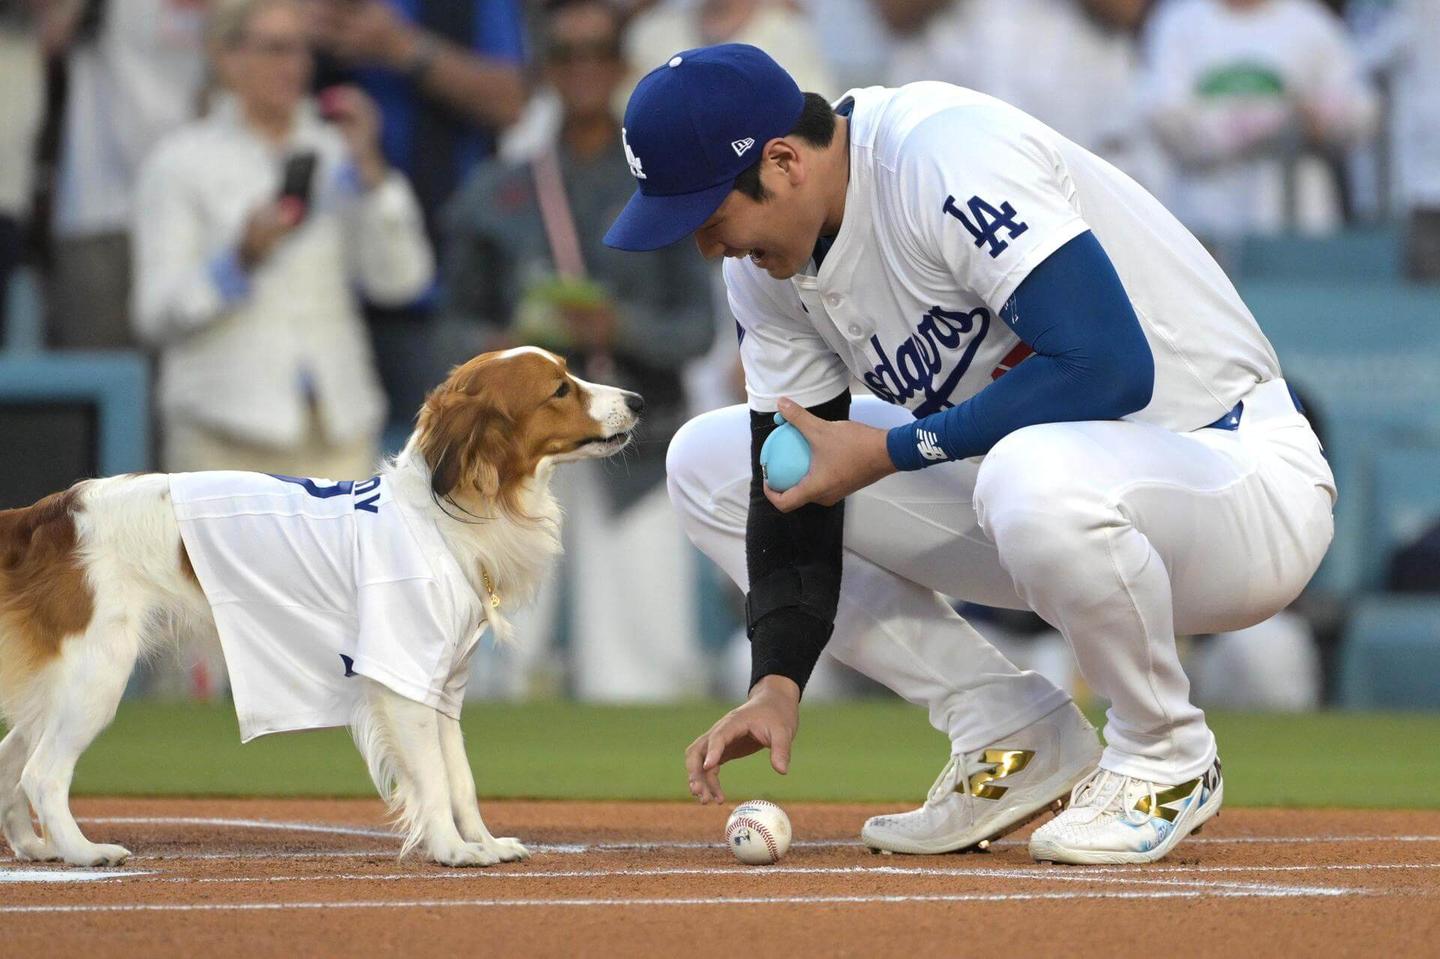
[
  {"xmin": 170, "ymin": 472, "xmax": 487, "ymax": 741},
  {"xmin": 727, "ymin": 82, "xmax": 1282, "ymax": 432}
]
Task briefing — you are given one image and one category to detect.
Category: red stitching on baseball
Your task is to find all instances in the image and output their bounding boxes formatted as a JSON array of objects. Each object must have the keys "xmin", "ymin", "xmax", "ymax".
[{"xmin": 727, "ymin": 817, "xmax": 779, "ymax": 862}]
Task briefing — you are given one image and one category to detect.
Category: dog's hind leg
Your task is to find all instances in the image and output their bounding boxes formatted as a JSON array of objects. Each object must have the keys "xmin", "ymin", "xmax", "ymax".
[
  {"xmin": 438, "ymin": 713, "xmax": 528, "ymax": 862},
  {"xmin": 0, "ymin": 729, "xmax": 54, "ymax": 861},
  {"xmin": 20, "ymin": 619, "xmax": 138, "ymax": 867},
  {"xmin": 357, "ymin": 681, "xmax": 500, "ymax": 867}
]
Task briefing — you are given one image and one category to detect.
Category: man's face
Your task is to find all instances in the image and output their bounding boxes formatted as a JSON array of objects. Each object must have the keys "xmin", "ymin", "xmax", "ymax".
[
  {"xmin": 692, "ymin": 148, "xmax": 829, "ymax": 280},
  {"xmin": 543, "ymin": 3, "xmax": 625, "ymax": 119},
  {"xmin": 221, "ymin": 2, "xmax": 313, "ymax": 117}
]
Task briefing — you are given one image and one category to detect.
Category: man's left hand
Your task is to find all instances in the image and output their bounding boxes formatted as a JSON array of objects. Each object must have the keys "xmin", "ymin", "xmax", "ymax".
[{"xmin": 764, "ymin": 396, "xmax": 897, "ymax": 512}]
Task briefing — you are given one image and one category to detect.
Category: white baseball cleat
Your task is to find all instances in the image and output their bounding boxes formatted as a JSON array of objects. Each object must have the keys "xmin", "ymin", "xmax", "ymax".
[
  {"xmin": 1028, "ymin": 757, "xmax": 1224, "ymax": 865},
  {"xmin": 861, "ymin": 701, "xmax": 1102, "ymax": 855}
]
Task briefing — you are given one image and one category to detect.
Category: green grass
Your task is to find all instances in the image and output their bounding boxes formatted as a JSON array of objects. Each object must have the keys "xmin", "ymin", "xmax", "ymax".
[{"xmin": 12, "ymin": 701, "xmax": 1435, "ymax": 808}]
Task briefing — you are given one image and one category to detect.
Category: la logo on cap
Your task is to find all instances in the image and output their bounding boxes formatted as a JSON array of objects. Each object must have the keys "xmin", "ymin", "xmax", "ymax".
[
  {"xmin": 731, "ymin": 137, "xmax": 755, "ymax": 157},
  {"xmin": 622, "ymin": 128, "xmax": 647, "ymax": 180}
]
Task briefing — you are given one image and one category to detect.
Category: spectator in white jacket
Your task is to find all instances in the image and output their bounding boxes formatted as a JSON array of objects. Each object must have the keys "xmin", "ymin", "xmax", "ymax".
[
  {"xmin": 133, "ymin": 0, "xmax": 433, "ymax": 479},
  {"xmin": 51, "ymin": 0, "xmax": 209, "ymax": 350},
  {"xmin": 1362, "ymin": 0, "xmax": 1440, "ymax": 281},
  {"xmin": 1141, "ymin": 0, "xmax": 1378, "ymax": 247}
]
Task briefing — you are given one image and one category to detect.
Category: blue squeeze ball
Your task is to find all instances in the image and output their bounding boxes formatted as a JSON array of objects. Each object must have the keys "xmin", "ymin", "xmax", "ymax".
[{"xmin": 759, "ymin": 413, "xmax": 811, "ymax": 492}]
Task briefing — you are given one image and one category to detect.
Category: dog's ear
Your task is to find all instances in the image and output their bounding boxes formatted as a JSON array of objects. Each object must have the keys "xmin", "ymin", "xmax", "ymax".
[
  {"xmin": 471, "ymin": 416, "xmax": 508, "ymax": 499},
  {"xmin": 418, "ymin": 387, "xmax": 526, "ymax": 505},
  {"xmin": 418, "ymin": 387, "xmax": 480, "ymax": 500},
  {"xmin": 469, "ymin": 413, "xmax": 526, "ymax": 503},
  {"xmin": 420, "ymin": 388, "xmax": 460, "ymax": 495}
]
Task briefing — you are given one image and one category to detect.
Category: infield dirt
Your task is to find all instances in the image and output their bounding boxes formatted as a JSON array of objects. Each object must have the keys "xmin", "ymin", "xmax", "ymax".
[{"xmin": 4, "ymin": 798, "xmax": 1438, "ymax": 958}]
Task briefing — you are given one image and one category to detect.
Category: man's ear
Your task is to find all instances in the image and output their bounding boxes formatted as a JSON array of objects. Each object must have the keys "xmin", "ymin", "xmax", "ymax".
[{"xmin": 769, "ymin": 139, "xmax": 804, "ymax": 186}]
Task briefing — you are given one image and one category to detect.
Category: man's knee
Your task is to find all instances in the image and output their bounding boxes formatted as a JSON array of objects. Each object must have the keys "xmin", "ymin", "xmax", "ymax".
[{"xmin": 665, "ymin": 405, "xmax": 750, "ymax": 531}]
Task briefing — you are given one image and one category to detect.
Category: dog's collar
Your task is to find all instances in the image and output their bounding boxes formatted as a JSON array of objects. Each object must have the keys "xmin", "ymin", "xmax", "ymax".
[{"xmin": 480, "ymin": 566, "xmax": 501, "ymax": 610}]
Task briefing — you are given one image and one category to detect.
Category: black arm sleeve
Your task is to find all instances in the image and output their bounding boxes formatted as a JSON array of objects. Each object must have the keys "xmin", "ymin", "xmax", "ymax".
[{"xmin": 746, "ymin": 389, "xmax": 852, "ymax": 694}]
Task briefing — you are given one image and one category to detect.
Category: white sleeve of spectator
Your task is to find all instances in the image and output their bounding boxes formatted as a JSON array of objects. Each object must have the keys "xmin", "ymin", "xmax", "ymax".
[
  {"xmin": 1138, "ymin": 5, "xmax": 1237, "ymax": 167},
  {"xmin": 130, "ymin": 144, "xmax": 243, "ymax": 345},
  {"xmin": 896, "ymin": 109, "xmax": 1088, "ymax": 313},
  {"xmin": 1302, "ymin": 8, "xmax": 1380, "ymax": 146},
  {"xmin": 726, "ymin": 258, "xmax": 849, "ymax": 413},
  {"xmin": 346, "ymin": 172, "xmax": 435, "ymax": 307},
  {"xmin": 1137, "ymin": 5, "xmax": 1195, "ymax": 119}
]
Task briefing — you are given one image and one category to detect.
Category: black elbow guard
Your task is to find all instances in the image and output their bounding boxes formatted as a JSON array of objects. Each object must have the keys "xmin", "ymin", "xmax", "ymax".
[
  {"xmin": 744, "ymin": 390, "xmax": 851, "ymax": 693},
  {"xmin": 749, "ymin": 608, "xmax": 834, "ymax": 693},
  {"xmin": 745, "ymin": 562, "xmax": 843, "ymax": 636},
  {"xmin": 746, "ymin": 564, "xmax": 842, "ymax": 694}
]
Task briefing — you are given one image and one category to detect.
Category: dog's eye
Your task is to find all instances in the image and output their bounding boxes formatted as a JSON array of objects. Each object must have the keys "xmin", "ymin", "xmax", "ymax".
[{"xmin": 553, "ymin": 381, "xmax": 571, "ymax": 399}]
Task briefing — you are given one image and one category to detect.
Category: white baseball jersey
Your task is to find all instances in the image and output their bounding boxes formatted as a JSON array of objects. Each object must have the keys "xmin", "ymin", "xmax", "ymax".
[
  {"xmin": 728, "ymin": 83, "xmax": 1282, "ymax": 432},
  {"xmin": 170, "ymin": 472, "xmax": 487, "ymax": 742}
]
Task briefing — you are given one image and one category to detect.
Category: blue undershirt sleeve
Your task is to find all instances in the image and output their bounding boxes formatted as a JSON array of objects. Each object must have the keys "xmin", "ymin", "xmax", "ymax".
[{"xmin": 886, "ymin": 230, "xmax": 1155, "ymax": 471}]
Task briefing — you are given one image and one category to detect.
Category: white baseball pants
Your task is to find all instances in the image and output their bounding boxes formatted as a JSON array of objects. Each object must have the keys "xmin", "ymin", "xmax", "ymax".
[{"xmin": 666, "ymin": 379, "xmax": 1335, "ymax": 782}]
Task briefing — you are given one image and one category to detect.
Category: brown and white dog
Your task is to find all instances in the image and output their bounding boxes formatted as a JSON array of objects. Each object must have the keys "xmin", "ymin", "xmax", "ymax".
[{"xmin": 0, "ymin": 348, "xmax": 641, "ymax": 867}]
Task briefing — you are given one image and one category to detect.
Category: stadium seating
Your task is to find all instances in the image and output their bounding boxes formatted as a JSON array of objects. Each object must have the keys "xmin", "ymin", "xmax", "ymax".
[
  {"xmin": 1238, "ymin": 227, "xmax": 1404, "ymax": 283},
  {"xmin": 0, "ymin": 352, "xmax": 151, "ymax": 479},
  {"xmin": 1368, "ymin": 447, "xmax": 1440, "ymax": 589},
  {"xmin": 1338, "ymin": 597, "xmax": 1440, "ymax": 710},
  {"xmin": 1, "ymin": 268, "xmax": 150, "ymax": 498}
]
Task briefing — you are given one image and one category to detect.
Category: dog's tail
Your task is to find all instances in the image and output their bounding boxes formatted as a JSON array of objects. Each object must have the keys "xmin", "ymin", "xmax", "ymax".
[{"xmin": 349, "ymin": 682, "xmax": 427, "ymax": 859}]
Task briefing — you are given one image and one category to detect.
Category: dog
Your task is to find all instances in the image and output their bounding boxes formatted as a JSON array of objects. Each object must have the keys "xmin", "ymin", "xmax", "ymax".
[{"xmin": 0, "ymin": 347, "xmax": 641, "ymax": 868}]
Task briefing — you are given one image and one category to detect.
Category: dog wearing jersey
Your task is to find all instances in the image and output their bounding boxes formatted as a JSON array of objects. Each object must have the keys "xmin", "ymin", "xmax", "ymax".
[{"xmin": 0, "ymin": 348, "xmax": 642, "ymax": 868}]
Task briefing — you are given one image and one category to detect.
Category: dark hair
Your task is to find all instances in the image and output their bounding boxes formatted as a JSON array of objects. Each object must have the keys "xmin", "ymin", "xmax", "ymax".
[
  {"xmin": 542, "ymin": 0, "xmax": 623, "ymax": 58},
  {"xmin": 732, "ymin": 93, "xmax": 837, "ymax": 202}
]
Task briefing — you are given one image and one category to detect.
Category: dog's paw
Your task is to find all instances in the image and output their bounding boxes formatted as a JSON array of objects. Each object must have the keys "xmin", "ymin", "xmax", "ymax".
[
  {"xmin": 9, "ymin": 836, "xmax": 60, "ymax": 862},
  {"xmin": 487, "ymin": 837, "xmax": 530, "ymax": 862},
  {"xmin": 430, "ymin": 841, "xmax": 500, "ymax": 868},
  {"xmin": 62, "ymin": 842, "xmax": 131, "ymax": 867}
]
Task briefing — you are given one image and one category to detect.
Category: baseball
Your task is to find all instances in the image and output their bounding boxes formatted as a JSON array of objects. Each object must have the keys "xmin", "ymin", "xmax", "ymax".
[
  {"xmin": 725, "ymin": 800, "xmax": 792, "ymax": 865},
  {"xmin": 759, "ymin": 417, "xmax": 811, "ymax": 491}
]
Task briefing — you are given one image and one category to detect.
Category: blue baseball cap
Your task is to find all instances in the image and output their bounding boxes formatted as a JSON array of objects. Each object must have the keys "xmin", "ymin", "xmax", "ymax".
[{"xmin": 603, "ymin": 44, "xmax": 804, "ymax": 252}]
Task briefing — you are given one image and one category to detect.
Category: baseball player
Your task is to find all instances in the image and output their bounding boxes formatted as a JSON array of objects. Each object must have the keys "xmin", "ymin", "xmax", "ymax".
[{"xmin": 604, "ymin": 45, "xmax": 1335, "ymax": 864}]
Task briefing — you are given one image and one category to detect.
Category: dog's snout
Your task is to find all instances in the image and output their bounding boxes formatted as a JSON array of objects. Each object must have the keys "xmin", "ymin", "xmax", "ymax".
[{"xmin": 624, "ymin": 392, "xmax": 645, "ymax": 415}]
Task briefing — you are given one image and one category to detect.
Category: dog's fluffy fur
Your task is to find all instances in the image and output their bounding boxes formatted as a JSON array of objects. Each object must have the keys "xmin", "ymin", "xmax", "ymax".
[{"xmin": 0, "ymin": 348, "xmax": 640, "ymax": 867}]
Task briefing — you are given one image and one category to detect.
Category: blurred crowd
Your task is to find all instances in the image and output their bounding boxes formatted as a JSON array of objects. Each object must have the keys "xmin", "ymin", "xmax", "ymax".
[{"xmin": 0, "ymin": 0, "xmax": 1435, "ymax": 702}]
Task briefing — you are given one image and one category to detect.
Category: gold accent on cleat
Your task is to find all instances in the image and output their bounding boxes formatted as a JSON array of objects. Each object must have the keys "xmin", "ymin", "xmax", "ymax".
[
  {"xmin": 1134, "ymin": 778, "xmax": 1202, "ymax": 823},
  {"xmin": 963, "ymin": 749, "xmax": 1036, "ymax": 800}
]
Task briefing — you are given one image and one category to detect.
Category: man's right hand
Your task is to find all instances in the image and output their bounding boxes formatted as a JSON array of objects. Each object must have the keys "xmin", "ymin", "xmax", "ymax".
[
  {"xmin": 239, "ymin": 199, "xmax": 306, "ymax": 269},
  {"xmin": 684, "ymin": 675, "xmax": 800, "ymax": 804}
]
